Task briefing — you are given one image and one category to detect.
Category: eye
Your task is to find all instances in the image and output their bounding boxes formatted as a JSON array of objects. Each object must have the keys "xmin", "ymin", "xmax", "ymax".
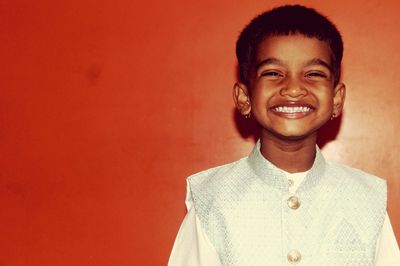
[
  {"xmin": 305, "ymin": 71, "xmax": 328, "ymax": 79},
  {"xmin": 260, "ymin": 71, "xmax": 284, "ymax": 79}
]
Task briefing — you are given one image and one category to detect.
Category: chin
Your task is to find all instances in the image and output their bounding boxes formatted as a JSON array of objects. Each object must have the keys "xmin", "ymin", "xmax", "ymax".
[
  {"xmin": 267, "ymin": 128, "xmax": 317, "ymax": 142},
  {"xmin": 281, "ymin": 134, "xmax": 311, "ymax": 141}
]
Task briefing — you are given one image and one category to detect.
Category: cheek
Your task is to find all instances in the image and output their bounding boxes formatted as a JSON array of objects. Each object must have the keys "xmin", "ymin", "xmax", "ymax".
[
  {"xmin": 314, "ymin": 89, "xmax": 335, "ymax": 106},
  {"xmin": 251, "ymin": 84, "xmax": 274, "ymax": 101},
  {"xmin": 251, "ymin": 91, "xmax": 269, "ymax": 111}
]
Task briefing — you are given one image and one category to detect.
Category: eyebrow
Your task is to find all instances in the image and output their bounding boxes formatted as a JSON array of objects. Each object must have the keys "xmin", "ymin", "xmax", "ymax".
[
  {"xmin": 255, "ymin": 57, "xmax": 285, "ymax": 70},
  {"xmin": 304, "ymin": 58, "xmax": 333, "ymax": 72},
  {"xmin": 255, "ymin": 57, "xmax": 333, "ymax": 72}
]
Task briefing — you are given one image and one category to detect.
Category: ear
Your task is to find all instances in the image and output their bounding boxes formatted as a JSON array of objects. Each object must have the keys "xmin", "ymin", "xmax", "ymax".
[
  {"xmin": 332, "ymin": 82, "xmax": 346, "ymax": 117},
  {"xmin": 233, "ymin": 82, "xmax": 251, "ymax": 116}
]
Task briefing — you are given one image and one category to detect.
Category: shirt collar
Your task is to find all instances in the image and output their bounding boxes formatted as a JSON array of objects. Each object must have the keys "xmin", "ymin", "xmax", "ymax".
[{"xmin": 247, "ymin": 140, "xmax": 326, "ymax": 191}]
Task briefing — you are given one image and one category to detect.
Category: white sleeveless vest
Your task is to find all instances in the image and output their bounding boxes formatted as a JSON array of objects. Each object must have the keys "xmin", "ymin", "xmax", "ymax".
[{"xmin": 188, "ymin": 143, "xmax": 386, "ymax": 265}]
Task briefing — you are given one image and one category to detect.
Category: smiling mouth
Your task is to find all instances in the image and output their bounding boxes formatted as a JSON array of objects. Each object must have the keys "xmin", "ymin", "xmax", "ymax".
[
  {"xmin": 272, "ymin": 106, "xmax": 312, "ymax": 113},
  {"xmin": 270, "ymin": 104, "xmax": 315, "ymax": 118}
]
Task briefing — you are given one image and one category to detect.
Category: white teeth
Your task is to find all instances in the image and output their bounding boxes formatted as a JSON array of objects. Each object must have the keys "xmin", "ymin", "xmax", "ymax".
[{"xmin": 273, "ymin": 106, "xmax": 311, "ymax": 113}]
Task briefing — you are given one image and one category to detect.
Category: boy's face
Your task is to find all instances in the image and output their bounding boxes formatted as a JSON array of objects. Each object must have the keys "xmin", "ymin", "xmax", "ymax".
[{"xmin": 234, "ymin": 34, "xmax": 345, "ymax": 140}]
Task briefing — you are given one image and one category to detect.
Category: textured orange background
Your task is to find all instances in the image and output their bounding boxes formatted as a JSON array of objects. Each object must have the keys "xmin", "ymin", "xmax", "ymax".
[{"xmin": 0, "ymin": 0, "xmax": 399, "ymax": 265}]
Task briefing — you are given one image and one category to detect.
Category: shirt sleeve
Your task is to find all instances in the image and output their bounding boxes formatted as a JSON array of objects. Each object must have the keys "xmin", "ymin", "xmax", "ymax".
[
  {"xmin": 375, "ymin": 212, "xmax": 400, "ymax": 265},
  {"xmin": 168, "ymin": 181, "xmax": 221, "ymax": 266}
]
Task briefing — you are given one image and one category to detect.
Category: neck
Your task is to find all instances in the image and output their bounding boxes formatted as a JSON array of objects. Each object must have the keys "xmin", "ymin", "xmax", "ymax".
[{"xmin": 260, "ymin": 130, "xmax": 317, "ymax": 173}]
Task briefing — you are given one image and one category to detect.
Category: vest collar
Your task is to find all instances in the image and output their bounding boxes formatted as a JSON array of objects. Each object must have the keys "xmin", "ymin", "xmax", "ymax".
[{"xmin": 247, "ymin": 140, "xmax": 326, "ymax": 191}]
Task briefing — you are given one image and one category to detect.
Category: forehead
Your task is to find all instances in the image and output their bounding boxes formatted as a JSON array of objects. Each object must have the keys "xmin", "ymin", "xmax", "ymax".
[{"xmin": 255, "ymin": 34, "xmax": 333, "ymax": 66}]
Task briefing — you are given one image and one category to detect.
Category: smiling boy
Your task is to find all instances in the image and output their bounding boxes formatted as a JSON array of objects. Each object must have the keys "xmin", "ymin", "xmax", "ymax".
[{"xmin": 169, "ymin": 5, "xmax": 400, "ymax": 265}]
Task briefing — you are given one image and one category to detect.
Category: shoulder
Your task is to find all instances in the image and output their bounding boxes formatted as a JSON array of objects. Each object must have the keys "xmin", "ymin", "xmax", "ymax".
[
  {"xmin": 187, "ymin": 157, "xmax": 248, "ymax": 188},
  {"xmin": 186, "ymin": 156, "xmax": 253, "ymax": 211},
  {"xmin": 325, "ymin": 160, "xmax": 387, "ymax": 198},
  {"xmin": 327, "ymin": 160, "xmax": 386, "ymax": 185}
]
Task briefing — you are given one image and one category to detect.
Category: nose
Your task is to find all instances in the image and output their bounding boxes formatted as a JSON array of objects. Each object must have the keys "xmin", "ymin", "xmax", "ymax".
[{"xmin": 279, "ymin": 77, "xmax": 308, "ymax": 98}]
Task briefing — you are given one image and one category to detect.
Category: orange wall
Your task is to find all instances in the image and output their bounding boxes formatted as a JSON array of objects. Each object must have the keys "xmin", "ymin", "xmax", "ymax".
[{"xmin": 0, "ymin": 0, "xmax": 399, "ymax": 265}]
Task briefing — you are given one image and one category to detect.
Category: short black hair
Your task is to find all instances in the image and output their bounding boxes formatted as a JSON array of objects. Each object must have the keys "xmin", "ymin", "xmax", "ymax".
[{"xmin": 236, "ymin": 5, "xmax": 343, "ymax": 85}]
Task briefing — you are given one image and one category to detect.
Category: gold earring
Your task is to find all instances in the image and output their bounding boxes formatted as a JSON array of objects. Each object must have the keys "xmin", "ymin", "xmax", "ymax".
[
  {"xmin": 331, "ymin": 112, "xmax": 336, "ymax": 120},
  {"xmin": 244, "ymin": 100, "xmax": 251, "ymax": 118}
]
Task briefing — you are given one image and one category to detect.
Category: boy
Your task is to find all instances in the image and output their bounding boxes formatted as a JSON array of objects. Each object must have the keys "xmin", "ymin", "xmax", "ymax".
[{"xmin": 169, "ymin": 5, "xmax": 400, "ymax": 265}]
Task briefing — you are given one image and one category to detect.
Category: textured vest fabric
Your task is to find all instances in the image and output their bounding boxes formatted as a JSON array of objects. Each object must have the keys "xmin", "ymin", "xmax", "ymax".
[{"xmin": 188, "ymin": 143, "xmax": 387, "ymax": 266}]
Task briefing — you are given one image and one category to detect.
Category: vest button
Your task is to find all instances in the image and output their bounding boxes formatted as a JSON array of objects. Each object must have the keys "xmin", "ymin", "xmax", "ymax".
[
  {"xmin": 287, "ymin": 249, "xmax": 301, "ymax": 264},
  {"xmin": 287, "ymin": 196, "xmax": 300, "ymax": 209}
]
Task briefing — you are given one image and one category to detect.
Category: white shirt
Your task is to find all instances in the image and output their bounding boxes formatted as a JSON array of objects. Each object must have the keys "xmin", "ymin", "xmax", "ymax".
[{"xmin": 169, "ymin": 171, "xmax": 400, "ymax": 265}]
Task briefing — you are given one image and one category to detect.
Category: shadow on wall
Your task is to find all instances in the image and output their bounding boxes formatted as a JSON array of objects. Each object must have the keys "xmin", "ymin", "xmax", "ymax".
[{"xmin": 232, "ymin": 108, "xmax": 343, "ymax": 149}]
